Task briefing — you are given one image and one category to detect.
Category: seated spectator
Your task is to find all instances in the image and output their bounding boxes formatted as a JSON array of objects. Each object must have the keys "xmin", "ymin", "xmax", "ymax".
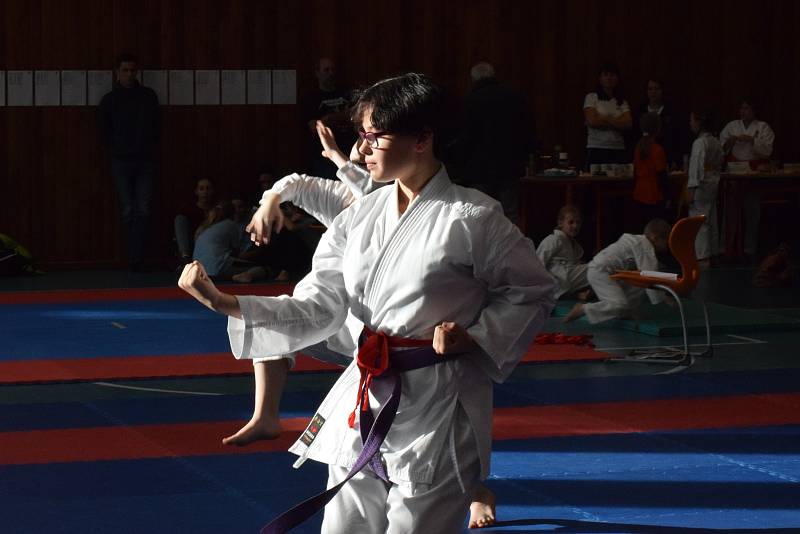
[
  {"xmin": 536, "ymin": 205, "xmax": 591, "ymax": 300},
  {"xmin": 583, "ymin": 61, "xmax": 632, "ymax": 168},
  {"xmin": 192, "ymin": 198, "xmax": 251, "ymax": 280},
  {"xmin": 174, "ymin": 178, "xmax": 214, "ymax": 265}
]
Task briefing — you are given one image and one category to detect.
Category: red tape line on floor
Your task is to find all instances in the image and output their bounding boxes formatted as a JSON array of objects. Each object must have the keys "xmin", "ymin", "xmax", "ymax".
[
  {"xmin": 3, "ymin": 392, "xmax": 799, "ymax": 466},
  {"xmin": 0, "ymin": 344, "xmax": 608, "ymax": 384}
]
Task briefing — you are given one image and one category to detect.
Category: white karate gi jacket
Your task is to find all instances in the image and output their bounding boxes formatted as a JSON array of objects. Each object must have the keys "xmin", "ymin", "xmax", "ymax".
[
  {"xmin": 583, "ymin": 234, "xmax": 664, "ymax": 323},
  {"xmin": 260, "ymin": 163, "xmax": 380, "ymax": 358},
  {"xmin": 230, "ymin": 166, "xmax": 556, "ymax": 484},
  {"xmin": 688, "ymin": 133, "xmax": 724, "ymax": 259},
  {"xmin": 719, "ymin": 119, "xmax": 774, "ymax": 162},
  {"xmin": 536, "ymin": 229, "xmax": 588, "ymax": 298}
]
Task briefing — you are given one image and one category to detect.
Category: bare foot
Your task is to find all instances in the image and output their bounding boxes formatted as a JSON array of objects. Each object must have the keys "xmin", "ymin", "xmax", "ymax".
[
  {"xmin": 222, "ymin": 417, "xmax": 281, "ymax": 446},
  {"xmin": 576, "ymin": 288, "xmax": 594, "ymax": 302},
  {"xmin": 468, "ymin": 485, "xmax": 497, "ymax": 529},
  {"xmin": 232, "ymin": 271, "xmax": 253, "ymax": 283},
  {"xmin": 563, "ymin": 302, "xmax": 585, "ymax": 323},
  {"xmin": 274, "ymin": 270, "xmax": 290, "ymax": 282}
]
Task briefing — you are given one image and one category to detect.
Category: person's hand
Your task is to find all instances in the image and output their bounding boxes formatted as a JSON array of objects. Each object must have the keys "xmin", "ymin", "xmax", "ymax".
[
  {"xmin": 246, "ymin": 192, "xmax": 284, "ymax": 246},
  {"xmin": 178, "ymin": 261, "xmax": 223, "ymax": 312},
  {"xmin": 433, "ymin": 322, "xmax": 475, "ymax": 355},
  {"xmin": 317, "ymin": 120, "xmax": 341, "ymax": 159}
]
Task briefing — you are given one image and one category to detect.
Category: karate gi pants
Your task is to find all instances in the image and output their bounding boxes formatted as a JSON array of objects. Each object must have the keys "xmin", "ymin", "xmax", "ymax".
[
  {"xmin": 689, "ymin": 181, "xmax": 720, "ymax": 260},
  {"xmin": 320, "ymin": 404, "xmax": 480, "ymax": 534},
  {"xmin": 584, "ymin": 267, "xmax": 645, "ymax": 324},
  {"xmin": 551, "ymin": 263, "xmax": 589, "ymax": 299}
]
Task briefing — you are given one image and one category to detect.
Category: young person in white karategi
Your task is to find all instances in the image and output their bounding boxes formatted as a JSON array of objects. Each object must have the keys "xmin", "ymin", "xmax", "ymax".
[
  {"xmin": 537, "ymin": 205, "xmax": 591, "ymax": 300},
  {"xmin": 226, "ymin": 122, "xmax": 499, "ymax": 529},
  {"xmin": 719, "ymin": 98, "xmax": 775, "ymax": 261},
  {"xmin": 179, "ymin": 73, "xmax": 555, "ymax": 533},
  {"xmin": 564, "ymin": 219, "xmax": 671, "ymax": 323},
  {"xmin": 688, "ymin": 111, "xmax": 725, "ymax": 268}
]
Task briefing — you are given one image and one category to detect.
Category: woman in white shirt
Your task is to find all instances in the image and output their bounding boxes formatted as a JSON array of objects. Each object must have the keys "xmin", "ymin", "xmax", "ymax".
[{"xmin": 583, "ymin": 62, "xmax": 632, "ymax": 169}]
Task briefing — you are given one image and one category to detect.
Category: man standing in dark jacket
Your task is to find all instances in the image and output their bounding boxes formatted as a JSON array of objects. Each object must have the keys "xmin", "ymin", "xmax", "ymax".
[
  {"xmin": 99, "ymin": 53, "xmax": 160, "ymax": 271},
  {"xmin": 453, "ymin": 62, "xmax": 535, "ymax": 224}
]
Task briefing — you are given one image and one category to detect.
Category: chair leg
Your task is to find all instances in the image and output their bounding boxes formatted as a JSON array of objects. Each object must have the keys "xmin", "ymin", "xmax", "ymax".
[{"xmin": 607, "ymin": 284, "xmax": 692, "ymax": 366}]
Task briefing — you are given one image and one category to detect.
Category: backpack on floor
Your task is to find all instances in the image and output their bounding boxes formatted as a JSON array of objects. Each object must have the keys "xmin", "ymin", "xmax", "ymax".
[{"xmin": 0, "ymin": 233, "xmax": 38, "ymax": 276}]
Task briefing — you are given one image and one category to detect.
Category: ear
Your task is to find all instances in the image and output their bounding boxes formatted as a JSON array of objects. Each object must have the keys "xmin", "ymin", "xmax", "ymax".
[{"xmin": 414, "ymin": 131, "xmax": 433, "ymax": 153}]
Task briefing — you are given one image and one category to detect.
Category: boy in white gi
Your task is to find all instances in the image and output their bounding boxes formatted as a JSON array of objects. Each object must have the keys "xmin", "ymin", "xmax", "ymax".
[
  {"xmin": 179, "ymin": 73, "xmax": 555, "ymax": 533},
  {"xmin": 536, "ymin": 205, "xmax": 590, "ymax": 300},
  {"xmin": 687, "ymin": 111, "xmax": 724, "ymax": 268},
  {"xmin": 564, "ymin": 219, "xmax": 671, "ymax": 323}
]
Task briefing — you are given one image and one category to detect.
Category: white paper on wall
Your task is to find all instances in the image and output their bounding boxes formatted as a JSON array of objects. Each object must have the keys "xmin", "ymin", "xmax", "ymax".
[
  {"xmin": 142, "ymin": 70, "xmax": 168, "ymax": 105},
  {"xmin": 34, "ymin": 71, "xmax": 61, "ymax": 106},
  {"xmin": 0, "ymin": 71, "xmax": 5, "ymax": 106},
  {"xmin": 195, "ymin": 69, "xmax": 220, "ymax": 105},
  {"xmin": 61, "ymin": 70, "xmax": 87, "ymax": 106},
  {"xmin": 221, "ymin": 69, "xmax": 246, "ymax": 105},
  {"xmin": 272, "ymin": 69, "xmax": 296, "ymax": 105},
  {"xmin": 247, "ymin": 69, "xmax": 271, "ymax": 105},
  {"xmin": 169, "ymin": 70, "xmax": 194, "ymax": 105},
  {"xmin": 88, "ymin": 70, "xmax": 112, "ymax": 106}
]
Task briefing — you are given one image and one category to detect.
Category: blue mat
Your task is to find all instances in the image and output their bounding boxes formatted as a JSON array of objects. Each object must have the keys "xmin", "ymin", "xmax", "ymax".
[{"xmin": 553, "ymin": 300, "xmax": 800, "ymax": 337}]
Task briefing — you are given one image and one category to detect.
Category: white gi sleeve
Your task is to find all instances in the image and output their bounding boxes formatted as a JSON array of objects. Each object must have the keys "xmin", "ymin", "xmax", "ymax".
[
  {"xmin": 227, "ymin": 210, "xmax": 352, "ymax": 358},
  {"xmin": 687, "ymin": 137, "xmax": 705, "ymax": 188},
  {"xmin": 465, "ymin": 209, "xmax": 557, "ymax": 382},
  {"xmin": 754, "ymin": 121, "xmax": 775, "ymax": 159},
  {"xmin": 536, "ymin": 233, "xmax": 557, "ymax": 268},
  {"xmin": 719, "ymin": 121, "xmax": 735, "ymax": 149},
  {"xmin": 336, "ymin": 162, "xmax": 379, "ymax": 198},
  {"xmin": 263, "ymin": 173, "xmax": 356, "ymax": 227}
]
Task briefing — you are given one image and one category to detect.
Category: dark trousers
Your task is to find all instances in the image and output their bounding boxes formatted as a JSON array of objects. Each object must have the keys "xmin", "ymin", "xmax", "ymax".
[{"xmin": 111, "ymin": 158, "xmax": 154, "ymax": 265}]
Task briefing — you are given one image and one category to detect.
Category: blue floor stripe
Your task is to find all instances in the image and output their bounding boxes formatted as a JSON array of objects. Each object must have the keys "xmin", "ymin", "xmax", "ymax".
[{"xmin": 1, "ymin": 300, "xmax": 228, "ymax": 360}]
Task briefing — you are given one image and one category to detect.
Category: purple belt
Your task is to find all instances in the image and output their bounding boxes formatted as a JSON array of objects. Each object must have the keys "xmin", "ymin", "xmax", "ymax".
[{"xmin": 261, "ymin": 329, "xmax": 457, "ymax": 534}]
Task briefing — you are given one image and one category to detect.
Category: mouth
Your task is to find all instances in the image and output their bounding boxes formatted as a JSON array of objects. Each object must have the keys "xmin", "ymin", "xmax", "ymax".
[{"xmin": 366, "ymin": 162, "xmax": 377, "ymax": 170}]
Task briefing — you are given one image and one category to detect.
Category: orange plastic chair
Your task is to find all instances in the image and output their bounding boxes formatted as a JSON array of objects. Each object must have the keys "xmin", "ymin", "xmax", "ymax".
[{"xmin": 609, "ymin": 215, "xmax": 712, "ymax": 366}]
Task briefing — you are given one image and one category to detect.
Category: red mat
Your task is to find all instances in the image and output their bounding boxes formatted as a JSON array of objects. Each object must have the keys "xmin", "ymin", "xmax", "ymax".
[
  {"xmin": 3, "ymin": 391, "xmax": 798, "ymax": 466},
  {"xmin": 0, "ymin": 343, "xmax": 608, "ymax": 385}
]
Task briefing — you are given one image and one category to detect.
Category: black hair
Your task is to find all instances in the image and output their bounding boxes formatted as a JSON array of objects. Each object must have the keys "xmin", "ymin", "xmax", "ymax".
[
  {"xmin": 690, "ymin": 110, "xmax": 714, "ymax": 134},
  {"xmin": 115, "ymin": 53, "xmax": 138, "ymax": 69},
  {"xmin": 594, "ymin": 61, "xmax": 625, "ymax": 105},
  {"xmin": 739, "ymin": 96, "xmax": 759, "ymax": 114},
  {"xmin": 351, "ymin": 73, "xmax": 443, "ymax": 138}
]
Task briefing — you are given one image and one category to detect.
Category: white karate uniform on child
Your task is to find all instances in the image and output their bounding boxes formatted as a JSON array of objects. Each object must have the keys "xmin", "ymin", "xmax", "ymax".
[
  {"xmin": 583, "ymin": 233, "xmax": 663, "ymax": 323},
  {"xmin": 687, "ymin": 132, "xmax": 724, "ymax": 260},
  {"xmin": 536, "ymin": 228, "xmax": 588, "ymax": 298}
]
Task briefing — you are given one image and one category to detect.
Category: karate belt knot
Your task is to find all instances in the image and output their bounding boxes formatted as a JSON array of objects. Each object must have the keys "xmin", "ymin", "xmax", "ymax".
[{"xmin": 261, "ymin": 328, "xmax": 456, "ymax": 534}]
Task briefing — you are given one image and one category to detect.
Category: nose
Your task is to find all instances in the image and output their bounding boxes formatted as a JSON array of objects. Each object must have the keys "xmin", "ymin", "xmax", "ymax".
[{"xmin": 357, "ymin": 136, "xmax": 373, "ymax": 156}]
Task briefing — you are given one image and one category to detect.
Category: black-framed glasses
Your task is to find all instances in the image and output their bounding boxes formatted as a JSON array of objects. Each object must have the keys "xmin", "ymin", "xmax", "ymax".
[{"xmin": 357, "ymin": 129, "xmax": 391, "ymax": 148}]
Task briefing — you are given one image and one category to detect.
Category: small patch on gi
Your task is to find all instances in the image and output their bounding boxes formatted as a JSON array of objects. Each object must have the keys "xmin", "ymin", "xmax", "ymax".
[{"xmin": 301, "ymin": 413, "xmax": 326, "ymax": 446}]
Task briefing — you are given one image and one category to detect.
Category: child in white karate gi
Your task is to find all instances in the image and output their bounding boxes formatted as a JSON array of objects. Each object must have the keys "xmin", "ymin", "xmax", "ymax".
[
  {"xmin": 564, "ymin": 219, "xmax": 671, "ymax": 323},
  {"xmin": 536, "ymin": 205, "xmax": 590, "ymax": 299},
  {"xmin": 223, "ymin": 121, "xmax": 502, "ymax": 530},
  {"xmin": 687, "ymin": 110, "xmax": 724, "ymax": 268}
]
